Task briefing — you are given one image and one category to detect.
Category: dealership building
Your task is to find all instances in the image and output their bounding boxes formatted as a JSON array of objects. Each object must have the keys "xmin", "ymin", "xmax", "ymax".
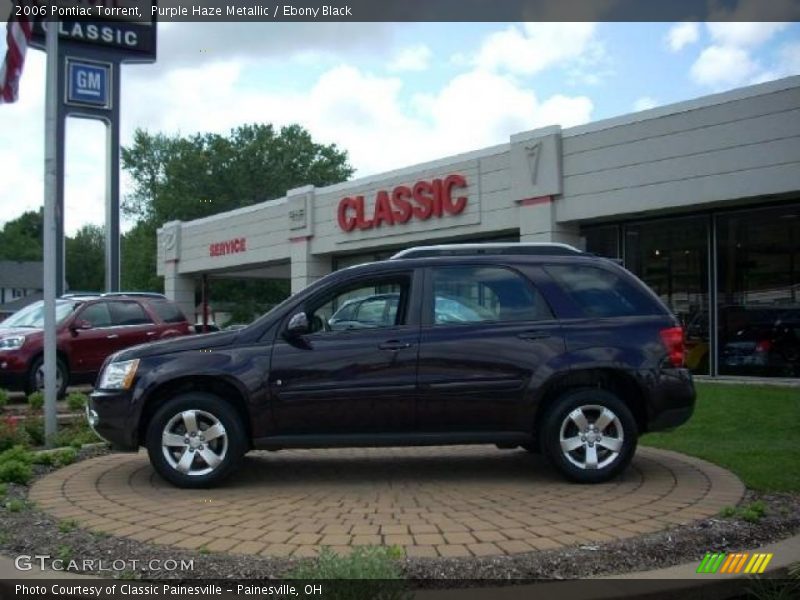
[{"xmin": 157, "ymin": 75, "xmax": 800, "ymax": 378}]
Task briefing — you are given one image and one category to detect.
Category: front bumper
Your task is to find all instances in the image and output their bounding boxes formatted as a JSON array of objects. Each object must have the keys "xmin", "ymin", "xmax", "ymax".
[
  {"xmin": 0, "ymin": 354, "xmax": 29, "ymax": 391},
  {"xmin": 88, "ymin": 389, "xmax": 139, "ymax": 451}
]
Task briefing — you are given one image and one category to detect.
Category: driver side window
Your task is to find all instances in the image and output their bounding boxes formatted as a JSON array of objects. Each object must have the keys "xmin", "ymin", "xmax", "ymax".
[{"xmin": 308, "ymin": 276, "xmax": 410, "ymax": 334}]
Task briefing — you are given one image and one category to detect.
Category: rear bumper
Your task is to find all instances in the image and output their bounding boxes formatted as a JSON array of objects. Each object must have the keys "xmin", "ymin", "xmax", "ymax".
[
  {"xmin": 88, "ymin": 389, "xmax": 139, "ymax": 451},
  {"xmin": 645, "ymin": 368, "xmax": 696, "ymax": 432}
]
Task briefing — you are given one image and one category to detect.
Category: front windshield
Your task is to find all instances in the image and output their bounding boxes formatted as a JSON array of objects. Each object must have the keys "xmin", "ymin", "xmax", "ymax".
[{"xmin": 1, "ymin": 300, "xmax": 77, "ymax": 328}]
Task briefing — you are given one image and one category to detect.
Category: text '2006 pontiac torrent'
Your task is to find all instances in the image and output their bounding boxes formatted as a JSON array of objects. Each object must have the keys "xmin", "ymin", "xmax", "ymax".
[{"xmin": 87, "ymin": 244, "xmax": 695, "ymax": 488}]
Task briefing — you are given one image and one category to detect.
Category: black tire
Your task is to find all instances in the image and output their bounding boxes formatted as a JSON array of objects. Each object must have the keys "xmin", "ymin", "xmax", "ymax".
[
  {"xmin": 540, "ymin": 388, "xmax": 637, "ymax": 484},
  {"xmin": 145, "ymin": 392, "xmax": 247, "ymax": 488},
  {"xmin": 26, "ymin": 356, "xmax": 68, "ymax": 399}
]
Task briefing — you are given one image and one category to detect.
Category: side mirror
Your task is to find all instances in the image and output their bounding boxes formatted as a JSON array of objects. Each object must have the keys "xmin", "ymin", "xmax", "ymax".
[
  {"xmin": 71, "ymin": 319, "xmax": 92, "ymax": 331},
  {"xmin": 286, "ymin": 312, "xmax": 310, "ymax": 336}
]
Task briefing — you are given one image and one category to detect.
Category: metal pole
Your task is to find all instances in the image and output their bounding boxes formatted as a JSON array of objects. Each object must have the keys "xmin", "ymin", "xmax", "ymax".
[
  {"xmin": 105, "ymin": 62, "xmax": 121, "ymax": 292},
  {"xmin": 43, "ymin": 20, "xmax": 60, "ymax": 446}
]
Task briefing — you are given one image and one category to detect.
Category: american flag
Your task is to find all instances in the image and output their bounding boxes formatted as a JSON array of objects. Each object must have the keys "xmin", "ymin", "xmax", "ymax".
[{"xmin": 0, "ymin": 4, "xmax": 34, "ymax": 104}]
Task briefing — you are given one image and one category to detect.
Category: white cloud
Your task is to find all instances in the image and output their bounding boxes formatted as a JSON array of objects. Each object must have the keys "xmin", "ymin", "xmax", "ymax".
[
  {"xmin": 473, "ymin": 23, "xmax": 598, "ymax": 76},
  {"xmin": 0, "ymin": 24, "xmax": 597, "ymax": 234},
  {"xmin": 706, "ymin": 22, "xmax": 789, "ymax": 48},
  {"xmin": 690, "ymin": 45, "xmax": 760, "ymax": 88},
  {"xmin": 666, "ymin": 22, "xmax": 700, "ymax": 52},
  {"xmin": 388, "ymin": 44, "xmax": 432, "ymax": 72},
  {"xmin": 633, "ymin": 96, "xmax": 659, "ymax": 111}
]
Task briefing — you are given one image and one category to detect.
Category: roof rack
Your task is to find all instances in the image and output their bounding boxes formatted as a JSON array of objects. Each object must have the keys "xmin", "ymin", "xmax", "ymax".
[
  {"xmin": 390, "ymin": 243, "xmax": 584, "ymax": 260},
  {"xmin": 59, "ymin": 293, "xmax": 100, "ymax": 299},
  {"xmin": 101, "ymin": 292, "xmax": 167, "ymax": 298}
]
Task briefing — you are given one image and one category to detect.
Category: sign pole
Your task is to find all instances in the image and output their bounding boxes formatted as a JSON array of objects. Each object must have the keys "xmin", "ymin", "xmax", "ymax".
[
  {"xmin": 43, "ymin": 20, "xmax": 60, "ymax": 445},
  {"xmin": 105, "ymin": 61, "xmax": 121, "ymax": 292}
]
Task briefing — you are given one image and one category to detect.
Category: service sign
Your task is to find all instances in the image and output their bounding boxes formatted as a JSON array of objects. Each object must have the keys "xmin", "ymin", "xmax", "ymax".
[{"xmin": 29, "ymin": 0, "xmax": 157, "ymax": 62}]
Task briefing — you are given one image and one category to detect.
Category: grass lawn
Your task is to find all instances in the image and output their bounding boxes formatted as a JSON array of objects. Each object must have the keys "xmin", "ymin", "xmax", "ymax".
[{"xmin": 642, "ymin": 382, "xmax": 800, "ymax": 492}]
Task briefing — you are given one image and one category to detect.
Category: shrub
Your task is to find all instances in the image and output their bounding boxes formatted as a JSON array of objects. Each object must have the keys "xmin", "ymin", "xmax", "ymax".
[
  {"xmin": 56, "ymin": 545, "xmax": 72, "ymax": 562},
  {"xmin": 32, "ymin": 452, "xmax": 54, "ymax": 466},
  {"xmin": 66, "ymin": 393, "xmax": 87, "ymax": 412},
  {"xmin": 0, "ymin": 389, "xmax": 9, "ymax": 408},
  {"xmin": 23, "ymin": 417, "xmax": 45, "ymax": 447},
  {"xmin": 286, "ymin": 545, "xmax": 405, "ymax": 579},
  {"xmin": 0, "ymin": 460, "xmax": 33, "ymax": 485},
  {"xmin": 4, "ymin": 498, "xmax": 27, "ymax": 512},
  {"xmin": 52, "ymin": 447, "xmax": 78, "ymax": 467},
  {"xmin": 58, "ymin": 519, "xmax": 78, "ymax": 533},
  {"xmin": 0, "ymin": 482, "xmax": 7, "ymax": 498},
  {"xmin": 0, "ymin": 417, "xmax": 27, "ymax": 452},
  {"xmin": 0, "ymin": 445, "xmax": 34, "ymax": 465},
  {"xmin": 27, "ymin": 392, "xmax": 44, "ymax": 412},
  {"xmin": 54, "ymin": 421, "xmax": 99, "ymax": 449}
]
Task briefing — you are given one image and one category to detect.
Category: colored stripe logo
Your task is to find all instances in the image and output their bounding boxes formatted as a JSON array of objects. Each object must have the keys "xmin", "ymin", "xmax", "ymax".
[{"xmin": 697, "ymin": 552, "xmax": 773, "ymax": 574}]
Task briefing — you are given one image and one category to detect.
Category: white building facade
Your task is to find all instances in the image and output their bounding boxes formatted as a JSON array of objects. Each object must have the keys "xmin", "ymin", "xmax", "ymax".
[{"xmin": 158, "ymin": 76, "xmax": 800, "ymax": 378}]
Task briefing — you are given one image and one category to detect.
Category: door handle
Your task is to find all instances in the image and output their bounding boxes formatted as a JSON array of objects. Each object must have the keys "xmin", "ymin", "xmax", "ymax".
[
  {"xmin": 517, "ymin": 331, "xmax": 550, "ymax": 341},
  {"xmin": 146, "ymin": 331, "xmax": 156, "ymax": 336},
  {"xmin": 379, "ymin": 341, "xmax": 413, "ymax": 351},
  {"xmin": 106, "ymin": 334, "xmax": 119, "ymax": 339}
]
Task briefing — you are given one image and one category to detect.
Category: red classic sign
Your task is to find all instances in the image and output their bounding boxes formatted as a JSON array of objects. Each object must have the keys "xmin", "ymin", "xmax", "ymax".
[
  {"xmin": 209, "ymin": 238, "xmax": 247, "ymax": 257},
  {"xmin": 337, "ymin": 174, "xmax": 468, "ymax": 232}
]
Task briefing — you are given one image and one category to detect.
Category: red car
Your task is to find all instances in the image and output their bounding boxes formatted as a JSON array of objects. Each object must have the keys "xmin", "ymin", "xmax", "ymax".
[{"xmin": 0, "ymin": 293, "xmax": 190, "ymax": 397}]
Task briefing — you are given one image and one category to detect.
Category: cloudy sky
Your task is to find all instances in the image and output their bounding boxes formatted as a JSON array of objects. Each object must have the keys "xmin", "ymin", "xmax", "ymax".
[{"xmin": 1, "ymin": 21, "xmax": 799, "ymax": 235}]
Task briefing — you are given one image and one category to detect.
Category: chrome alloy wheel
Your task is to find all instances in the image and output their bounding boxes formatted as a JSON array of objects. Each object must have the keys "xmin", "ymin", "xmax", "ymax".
[
  {"xmin": 558, "ymin": 404, "xmax": 624, "ymax": 470},
  {"xmin": 161, "ymin": 410, "xmax": 228, "ymax": 476}
]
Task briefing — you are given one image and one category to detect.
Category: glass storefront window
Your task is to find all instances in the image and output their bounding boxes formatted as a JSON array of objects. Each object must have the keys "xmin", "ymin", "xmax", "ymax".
[
  {"xmin": 624, "ymin": 217, "xmax": 710, "ymax": 375},
  {"xmin": 716, "ymin": 205, "xmax": 800, "ymax": 378},
  {"xmin": 584, "ymin": 226, "xmax": 620, "ymax": 259}
]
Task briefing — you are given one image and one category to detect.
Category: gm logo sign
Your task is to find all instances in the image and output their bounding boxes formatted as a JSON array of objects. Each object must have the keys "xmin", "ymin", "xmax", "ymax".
[{"xmin": 66, "ymin": 59, "xmax": 112, "ymax": 109}]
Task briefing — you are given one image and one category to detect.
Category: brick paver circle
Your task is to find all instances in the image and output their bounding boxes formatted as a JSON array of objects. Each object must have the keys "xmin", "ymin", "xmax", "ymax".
[{"xmin": 30, "ymin": 446, "xmax": 744, "ymax": 559}]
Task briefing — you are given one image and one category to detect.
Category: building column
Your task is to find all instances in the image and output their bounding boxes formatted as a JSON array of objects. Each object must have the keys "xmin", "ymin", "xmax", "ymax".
[
  {"xmin": 518, "ymin": 196, "xmax": 583, "ymax": 248},
  {"xmin": 286, "ymin": 185, "xmax": 330, "ymax": 294},
  {"xmin": 290, "ymin": 237, "xmax": 330, "ymax": 294},
  {"xmin": 156, "ymin": 220, "xmax": 195, "ymax": 320},
  {"xmin": 163, "ymin": 261, "xmax": 196, "ymax": 322}
]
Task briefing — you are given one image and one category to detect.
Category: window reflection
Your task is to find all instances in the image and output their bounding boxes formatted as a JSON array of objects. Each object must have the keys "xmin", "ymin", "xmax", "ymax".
[{"xmin": 717, "ymin": 206, "xmax": 800, "ymax": 377}]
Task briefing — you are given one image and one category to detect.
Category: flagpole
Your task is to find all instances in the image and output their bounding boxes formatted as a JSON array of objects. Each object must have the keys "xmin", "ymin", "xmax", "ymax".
[{"xmin": 43, "ymin": 18, "xmax": 59, "ymax": 445}]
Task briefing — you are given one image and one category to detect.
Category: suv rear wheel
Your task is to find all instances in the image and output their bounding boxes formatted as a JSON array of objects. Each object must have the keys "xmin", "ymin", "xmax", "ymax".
[
  {"xmin": 145, "ymin": 392, "xmax": 246, "ymax": 488},
  {"xmin": 541, "ymin": 388, "xmax": 637, "ymax": 483}
]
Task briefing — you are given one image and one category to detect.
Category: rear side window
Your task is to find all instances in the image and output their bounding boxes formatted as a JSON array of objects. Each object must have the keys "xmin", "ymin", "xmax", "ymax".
[
  {"xmin": 150, "ymin": 301, "xmax": 187, "ymax": 324},
  {"xmin": 109, "ymin": 301, "xmax": 153, "ymax": 326},
  {"xmin": 546, "ymin": 264, "xmax": 664, "ymax": 318},
  {"xmin": 430, "ymin": 266, "xmax": 553, "ymax": 324}
]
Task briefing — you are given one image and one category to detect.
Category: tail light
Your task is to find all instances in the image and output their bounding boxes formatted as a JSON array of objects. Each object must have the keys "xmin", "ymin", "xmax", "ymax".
[
  {"xmin": 755, "ymin": 340, "xmax": 772, "ymax": 353},
  {"xmin": 660, "ymin": 326, "xmax": 685, "ymax": 368}
]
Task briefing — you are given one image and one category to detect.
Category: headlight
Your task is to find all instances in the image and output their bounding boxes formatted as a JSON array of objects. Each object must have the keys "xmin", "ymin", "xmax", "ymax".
[
  {"xmin": 0, "ymin": 335, "xmax": 25, "ymax": 350},
  {"xmin": 97, "ymin": 359, "xmax": 140, "ymax": 390}
]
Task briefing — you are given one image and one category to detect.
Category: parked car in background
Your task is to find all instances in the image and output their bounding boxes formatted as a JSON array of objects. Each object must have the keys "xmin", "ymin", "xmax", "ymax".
[
  {"xmin": 88, "ymin": 243, "xmax": 695, "ymax": 488},
  {"xmin": 720, "ymin": 306, "xmax": 800, "ymax": 376},
  {"xmin": 0, "ymin": 293, "xmax": 190, "ymax": 397}
]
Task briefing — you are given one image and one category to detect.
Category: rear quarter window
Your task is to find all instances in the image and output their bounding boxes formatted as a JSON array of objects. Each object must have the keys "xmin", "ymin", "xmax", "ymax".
[
  {"xmin": 546, "ymin": 264, "xmax": 664, "ymax": 318},
  {"xmin": 149, "ymin": 301, "xmax": 187, "ymax": 324}
]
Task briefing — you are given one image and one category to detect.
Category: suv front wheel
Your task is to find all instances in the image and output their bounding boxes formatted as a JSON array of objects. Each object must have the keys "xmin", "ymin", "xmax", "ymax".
[
  {"xmin": 541, "ymin": 388, "xmax": 637, "ymax": 484},
  {"xmin": 145, "ymin": 392, "xmax": 246, "ymax": 488}
]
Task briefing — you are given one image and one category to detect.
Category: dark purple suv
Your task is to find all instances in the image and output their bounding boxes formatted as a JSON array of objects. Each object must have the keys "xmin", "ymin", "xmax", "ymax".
[{"xmin": 88, "ymin": 244, "xmax": 694, "ymax": 488}]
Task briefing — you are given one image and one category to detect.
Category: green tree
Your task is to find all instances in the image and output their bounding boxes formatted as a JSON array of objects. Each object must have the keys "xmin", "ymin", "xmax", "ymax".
[
  {"xmin": 0, "ymin": 210, "xmax": 43, "ymax": 261},
  {"xmin": 120, "ymin": 124, "xmax": 354, "ymax": 304},
  {"xmin": 65, "ymin": 224, "xmax": 104, "ymax": 292}
]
